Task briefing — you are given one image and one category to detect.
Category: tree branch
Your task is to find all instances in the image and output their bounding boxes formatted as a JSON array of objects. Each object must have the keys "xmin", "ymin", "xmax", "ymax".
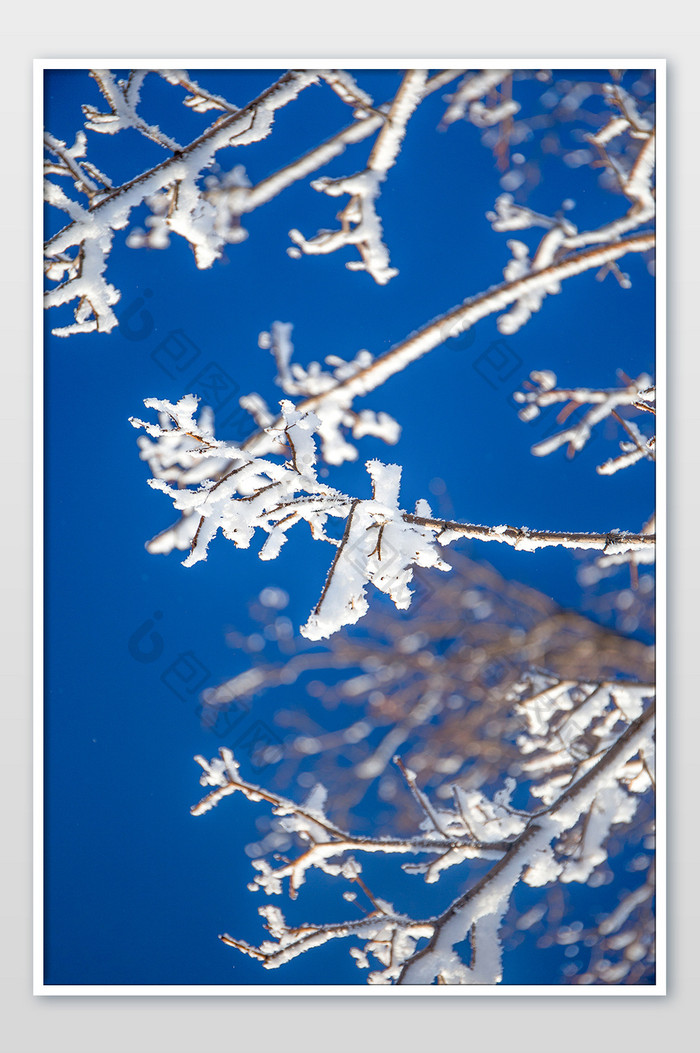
[{"xmin": 396, "ymin": 700, "xmax": 655, "ymax": 983}]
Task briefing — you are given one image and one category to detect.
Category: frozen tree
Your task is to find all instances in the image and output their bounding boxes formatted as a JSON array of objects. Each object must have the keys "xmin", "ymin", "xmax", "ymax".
[{"xmin": 44, "ymin": 67, "xmax": 656, "ymax": 985}]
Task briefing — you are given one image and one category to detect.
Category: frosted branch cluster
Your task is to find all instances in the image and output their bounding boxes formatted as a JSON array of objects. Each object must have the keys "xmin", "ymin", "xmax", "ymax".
[
  {"xmin": 514, "ymin": 369, "xmax": 656, "ymax": 473},
  {"xmin": 192, "ymin": 680, "xmax": 654, "ymax": 984},
  {"xmin": 45, "ymin": 69, "xmax": 654, "ymax": 337},
  {"xmin": 514, "ymin": 369, "xmax": 656, "ymax": 579},
  {"xmin": 131, "ymin": 389, "xmax": 655, "ymax": 640},
  {"xmin": 45, "ymin": 69, "xmax": 472, "ymax": 335},
  {"xmin": 44, "ymin": 69, "xmax": 321, "ymax": 335}
]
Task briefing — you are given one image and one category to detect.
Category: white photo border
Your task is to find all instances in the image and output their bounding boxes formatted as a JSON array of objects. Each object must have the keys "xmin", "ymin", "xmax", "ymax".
[{"xmin": 34, "ymin": 57, "xmax": 666, "ymax": 997}]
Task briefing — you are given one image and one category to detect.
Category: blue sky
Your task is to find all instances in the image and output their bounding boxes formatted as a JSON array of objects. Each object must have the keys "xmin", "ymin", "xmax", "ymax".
[{"xmin": 43, "ymin": 68, "xmax": 655, "ymax": 985}]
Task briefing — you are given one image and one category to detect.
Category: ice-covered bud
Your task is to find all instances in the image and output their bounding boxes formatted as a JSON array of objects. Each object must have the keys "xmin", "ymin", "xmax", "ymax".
[{"xmin": 530, "ymin": 369, "xmax": 557, "ymax": 390}]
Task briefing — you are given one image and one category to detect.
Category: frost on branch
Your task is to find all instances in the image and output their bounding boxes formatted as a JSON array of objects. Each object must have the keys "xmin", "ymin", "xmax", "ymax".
[
  {"xmin": 132, "ymin": 393, "xmax": 654, "ymax": 639},
  {"xmin": 443, "ymin": 71, "xmax": 655, "ymax": 220},
  {"xmin": 482, "ymin": 79, "xmax": 655, "ymax": 334},
  {"xmin": 131, "ymin": 395, "xmax": 345, "ymax": 566},
  {"xmin": 514, "ymin": 369, "xmax": 655, "ymax": 468},
  {"xmin": 47, "ymin": 68, "xmax": 657, "ymax": 987},
  {"xmin": 288, "ymin": 70, "xmax": 428, "ymax": 284},
  {"xmin": 133, "ymin": 322, "xmax": 401, "ymax": 555},
  {"xmin": 256, "ymin": 322, "xmax": 400, "ymax": 466},
  {"xmin": 191, "ymin": 680, "xmax": 654, "ymax": 984},
  {"xmin": 513, "ymin": 673, "xmax": 654, "ymax": 800},
  {"xmin": 205, "ymin": 553, "xmax": 654, "ymax": 820},
  {"xmin": 45, "ymin": 70, "xmax": 655, "ymax": 336},
  {"xmin": 44, "ymin": 130, "xmax": 112, "ymax": 203},
  {"xmin": 486, "ymin": 167, "xmax": 653, "ymax": 337},
  {"xmin": 495, "ymin": 227, "xmax": 573, "ymax": 335},
  {"xmin": 514, "ymin": 367, "xmax": 656, "ymax": 596},
  {"xmin": 45, "ymin": 69, "xmax": 472, "ymax": 335},
  {"xmin": 159, "ymin": 69, "xmax": 239, "ymax": 115},
  {"xmin": 130, "ymin": 395, "xmax": 449, "ymax": 640},
  {"xmin": 44, "ymin": 69, "xmax": 319, "ymax": 334},
  {"xmin": 440, "ymin": 70, "xmax": 517, "ymax": 129},
  {"xmin": 43, "ymin": 178, "xmax": 121, "ymax": 337},
  {"xmin": 301, "ymin": 464, "xmax": 450, "ymax": 640},
  {"xmin": 82, "ymin": 70, "xmax": 183, "ymax": 150}
]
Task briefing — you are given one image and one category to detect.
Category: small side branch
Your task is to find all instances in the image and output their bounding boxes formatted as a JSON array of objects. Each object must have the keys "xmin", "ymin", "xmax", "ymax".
[
  {"xmin": 288, "ymin": 69, "xmax": 428, "ymax": 284},
  {"xmin": 396, "ymin": 701, "xmax": 655, "ymax": 984},
  {"xmin": 404, "ymin": 513, "xmax": 655, "ymax": 558}
]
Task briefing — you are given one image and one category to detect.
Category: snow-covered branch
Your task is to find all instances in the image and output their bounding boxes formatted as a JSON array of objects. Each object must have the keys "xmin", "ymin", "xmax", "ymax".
[
  {"xmin": 514, "ymin": 369, "xmax": 656, "ymax": 471},
  {"xmin": 158, "ymin": 69, "xmax": 240, "ymax": 114},
  {"xmin": 398, "ymin": 696, "xmax": 654, "ymax": 984},
  {"xmin": 192, "ymin": 750, "xmax": 511, "ymax": 900},
  {"xmin": 84, "ymin": 69, "xmax": 185, "ymax": 151},
  {"xmin": 293, "ymin": 232, "xmax": 654, "ymax": 391},
  {"xmin": 44, "ymin": 69, "xmax": 469, "ymax": 335},
  {"xmin": 288, "ymin": 70, "xmax": 428, "ymax": 283},
  {"xmin": 44, "ymin": 130, "xmax": 112, "ymax": 202},
  {"xmin": 131, "ymin": 394, "xmax": 655, "ymax": 640},
  {"xmin": 440, "ymin": 70, "xmax": 516, "ymax": 129},
  {"xmin": 485, "ymin": 179, "xmax": 654, "ymax": 336},
  {"xmin": 133, "ymin": 218, "xmax": 654, "ymax": 558},
  {"xmin": 441, "ymin": 71, "xmax": 655, "ymax": 209},
  {"xmin": 192, "ymin": 682, "xmax": 654, "ymax": 984},
  {"xmin": 44, "ymin": 70, "xmax": 318, "ymax": 335},
  {"xmin": 194, "ymin": 69, "xmax": 463, "ymax": 240},
  {"xmin": 45, "ymin": 70, "xmax": 654, "ymax": 337}
]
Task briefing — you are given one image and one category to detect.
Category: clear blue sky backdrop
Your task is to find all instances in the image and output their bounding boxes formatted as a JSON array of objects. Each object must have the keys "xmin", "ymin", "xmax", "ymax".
[{"xmin": 44, "ymin": 69, "xmax": 655, "ymax": 985}]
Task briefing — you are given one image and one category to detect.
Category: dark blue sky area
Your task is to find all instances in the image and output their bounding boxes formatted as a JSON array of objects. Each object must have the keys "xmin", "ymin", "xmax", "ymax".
[{"xmin": 43, "ymin": 69, "xmax": 655, "ymax": 985}]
